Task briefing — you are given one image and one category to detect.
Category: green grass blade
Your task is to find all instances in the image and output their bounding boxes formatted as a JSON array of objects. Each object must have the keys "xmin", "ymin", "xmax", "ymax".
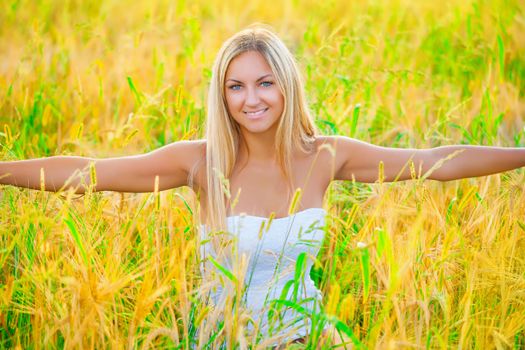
[
  {"xmin": 64, "ymin": 213, "xmax": 89, "ymax": 266},
  {"xmin": 359, "ymin": 246, "xmax": 370, "ymax": 302},
  {"xmin": 497, "ymin": 34, "xmax": 505, "ymax": 77},
  {"xmin": 126, "ymin": 76, "xmax": 143, "ymax": 106},
  {"xmin": 207, "ymin": 255, "xmax": 237, "ymax": 283}
]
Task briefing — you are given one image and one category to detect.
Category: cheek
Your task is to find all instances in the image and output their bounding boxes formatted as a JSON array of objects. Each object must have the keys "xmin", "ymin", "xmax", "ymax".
[
  {"xmin": 261, "ymin": 89, "xmax": 283, "ymax": 106},
  {"xmin": 272, "ymin": 91, "xmax": 285, "ymax": 112},
  {"xmin": 225, "ymin": 93, "xmax": 243, "ymax": 113}
]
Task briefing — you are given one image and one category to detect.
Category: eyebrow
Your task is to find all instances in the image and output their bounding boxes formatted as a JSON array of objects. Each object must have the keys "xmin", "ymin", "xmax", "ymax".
[{"xmin": 226, "ymin": 74, "xmax": 273, "ymax": 84}]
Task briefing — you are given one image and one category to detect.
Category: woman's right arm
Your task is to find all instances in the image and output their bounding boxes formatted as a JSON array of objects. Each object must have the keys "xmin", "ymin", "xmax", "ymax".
[{"xmin": 0, "ymin": 140, "xmax": 204, "ymax": 194}]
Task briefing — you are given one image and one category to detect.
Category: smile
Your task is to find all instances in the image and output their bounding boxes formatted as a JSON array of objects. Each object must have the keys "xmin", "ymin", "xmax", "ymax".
[{"xmin": 244, "ymin": 108, "xmax": 269, "ymax": 118}]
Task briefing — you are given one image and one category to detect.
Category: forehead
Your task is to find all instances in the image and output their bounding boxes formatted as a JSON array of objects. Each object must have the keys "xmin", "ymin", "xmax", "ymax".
[{"xmin": 225, "ymin": 51, "xmax": 273, "ymax": 80}]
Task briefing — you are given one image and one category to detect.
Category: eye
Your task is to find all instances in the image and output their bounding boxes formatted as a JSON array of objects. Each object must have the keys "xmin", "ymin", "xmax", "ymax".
[
  {"xmin": 228, "ymin": 84, "xmax": 241, "ymax": 91},
  {"xmin": 260, "ymin": 81, "xmax": 273, "ymax": 87}
]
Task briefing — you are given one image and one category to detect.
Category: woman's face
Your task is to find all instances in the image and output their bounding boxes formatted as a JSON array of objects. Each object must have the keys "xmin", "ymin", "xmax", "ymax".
[{"xmin": 224, "ymin": 50, "xmax": 284, "ymax": 135}]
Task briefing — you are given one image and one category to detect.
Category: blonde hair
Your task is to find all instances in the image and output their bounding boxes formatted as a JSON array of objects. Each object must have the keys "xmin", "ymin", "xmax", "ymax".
[{"xmin": 204, "ymin": 25, "xmax": 318, "ymax": 231}]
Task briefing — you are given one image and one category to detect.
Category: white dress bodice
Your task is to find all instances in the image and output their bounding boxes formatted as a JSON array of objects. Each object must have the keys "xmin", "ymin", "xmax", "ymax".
[{"xmin": 199, "ymin": 207, "xmax": 327, "ymax": 344}]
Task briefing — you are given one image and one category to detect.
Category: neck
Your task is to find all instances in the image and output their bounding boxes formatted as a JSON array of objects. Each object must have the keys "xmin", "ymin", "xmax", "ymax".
[{"xmin": 238, "ymin": 128, "xmax": 278, "ymax": 163}]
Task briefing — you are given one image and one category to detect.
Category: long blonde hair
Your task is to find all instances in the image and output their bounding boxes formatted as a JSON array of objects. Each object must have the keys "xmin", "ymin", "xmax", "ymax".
[{"xmin": 204, "ymin": 25, "xmax": 318, "ymax": 231}]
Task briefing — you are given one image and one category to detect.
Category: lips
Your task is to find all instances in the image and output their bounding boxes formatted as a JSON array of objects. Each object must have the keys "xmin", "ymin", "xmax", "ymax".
[{"xmin": 244, "ymin": 108, "xmax": 269, "ymax": 119}]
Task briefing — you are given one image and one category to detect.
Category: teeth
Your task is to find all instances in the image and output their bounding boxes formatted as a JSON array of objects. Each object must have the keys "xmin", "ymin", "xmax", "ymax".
[{"xmin": 245, "ymin": 108, "xmax": 267, "ymax": 116}]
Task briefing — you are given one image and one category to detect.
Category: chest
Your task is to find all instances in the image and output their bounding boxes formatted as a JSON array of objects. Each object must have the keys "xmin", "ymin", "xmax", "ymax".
[
  {"xmin": 227, "ymin": 156, "xmax": 330, "ymax": 217},
  {"xmin": 192, "ymin": 141, "xmax": 337, "ymax": 221}
]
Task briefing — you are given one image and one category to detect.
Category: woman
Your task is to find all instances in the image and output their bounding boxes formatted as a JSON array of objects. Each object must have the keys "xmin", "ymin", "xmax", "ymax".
[{"xmin": 1, "ymin": 25, "xmax": 524, "ymax": 348}]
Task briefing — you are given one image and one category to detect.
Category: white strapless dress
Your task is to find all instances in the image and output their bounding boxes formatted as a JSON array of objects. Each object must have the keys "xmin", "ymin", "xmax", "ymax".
[{"xmin": 199, "ymin": 207, "xmax": 327, "ymax": 345}]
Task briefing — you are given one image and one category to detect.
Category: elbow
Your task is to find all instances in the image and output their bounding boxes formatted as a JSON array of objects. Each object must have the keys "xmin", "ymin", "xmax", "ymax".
[
  {"xmin": 428, "ymin": 168, "xmax": 453, "ymax": 182},
  {"xmin": 423, "ymin": 169, "xmax": 450, "ymax": 182},
  {"xmin": 425, "ymin": 148, "xmax": 453, "ymax": 182}
]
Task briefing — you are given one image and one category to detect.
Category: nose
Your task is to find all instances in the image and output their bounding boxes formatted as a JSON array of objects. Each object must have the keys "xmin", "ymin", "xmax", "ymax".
[{"xmin": 245, "ymin": 86, "xmax": 260, "ymax": 106}]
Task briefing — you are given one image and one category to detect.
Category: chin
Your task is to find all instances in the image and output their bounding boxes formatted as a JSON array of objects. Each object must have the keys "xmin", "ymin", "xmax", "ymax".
[
  {"xmin": 241, "ymin": 125, "xmax": 272, "ymax": 134},
  {"xmin": 242, "ymin": 120, "xmax": 280, "ymax": 134}
]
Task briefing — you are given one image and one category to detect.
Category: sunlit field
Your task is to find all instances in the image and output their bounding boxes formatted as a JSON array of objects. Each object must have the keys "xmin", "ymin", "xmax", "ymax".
[{"xmin": 1, "ymin": 0, "xmax": 525, "ymax": 348}]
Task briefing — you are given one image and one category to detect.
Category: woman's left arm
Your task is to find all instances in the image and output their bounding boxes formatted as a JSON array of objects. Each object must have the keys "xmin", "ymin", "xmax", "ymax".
[
  {"xmin": 428, "ymin": 144, "xmax": 525, "ymax": 181},
  {"xmin": 328, "ymin": 136, "xmax": 525, "ymax": 183}
]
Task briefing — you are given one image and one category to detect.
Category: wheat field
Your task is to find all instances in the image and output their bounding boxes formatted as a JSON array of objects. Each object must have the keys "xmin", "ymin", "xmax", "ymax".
[{"xmin": 1, "ymin": 0, "xmax": 525, "ymax": 348}]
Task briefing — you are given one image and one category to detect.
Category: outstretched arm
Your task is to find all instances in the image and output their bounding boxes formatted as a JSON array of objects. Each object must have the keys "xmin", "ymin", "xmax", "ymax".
[
  {"xmin": 0, "ymin": 140, "xmax": 204, "ymax": 193},
  {"xmin": 328, "ymin": 136, "xmax": 525, "ymax": 183}
]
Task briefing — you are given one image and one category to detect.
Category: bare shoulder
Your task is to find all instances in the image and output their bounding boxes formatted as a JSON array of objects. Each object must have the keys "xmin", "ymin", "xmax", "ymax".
[
  {"xmin": 312, "ymin": 135, "xmax": 356, "ymax": 180},
  {"xmin": 182, "ymin": 139, "xmax": 206, "ymax": 159},
  {"xmin": 314, "ymin": 135, "xmax": 338, "ymax": 148},
  {"xmin": 176, "ymin": 139, "xmax": 207, "ymax": 190},
  {"xmin": 145, "ymin": 139, "xmax": 207, "ymax": 185},
  {"xmin": 314, "ymin": 135, "xmax": 362, "ymax": 155},
  {"xmin": 157, "ymin": 139, "xmax": 207, "ymax": 191},
  {"xmin": 312, "ymin": 135, "xmax": 346, "ymax": 160},
  {"xmin": 153, "ymin": 140, "xmax": 206, "ymax": 160},
  {"xmin": 155, "ymin": 139, "xmax": 206, "ymax": 171},
  {"xmin": 314, "ymin": 134, "xmax": 353, "ymax": 146}
]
